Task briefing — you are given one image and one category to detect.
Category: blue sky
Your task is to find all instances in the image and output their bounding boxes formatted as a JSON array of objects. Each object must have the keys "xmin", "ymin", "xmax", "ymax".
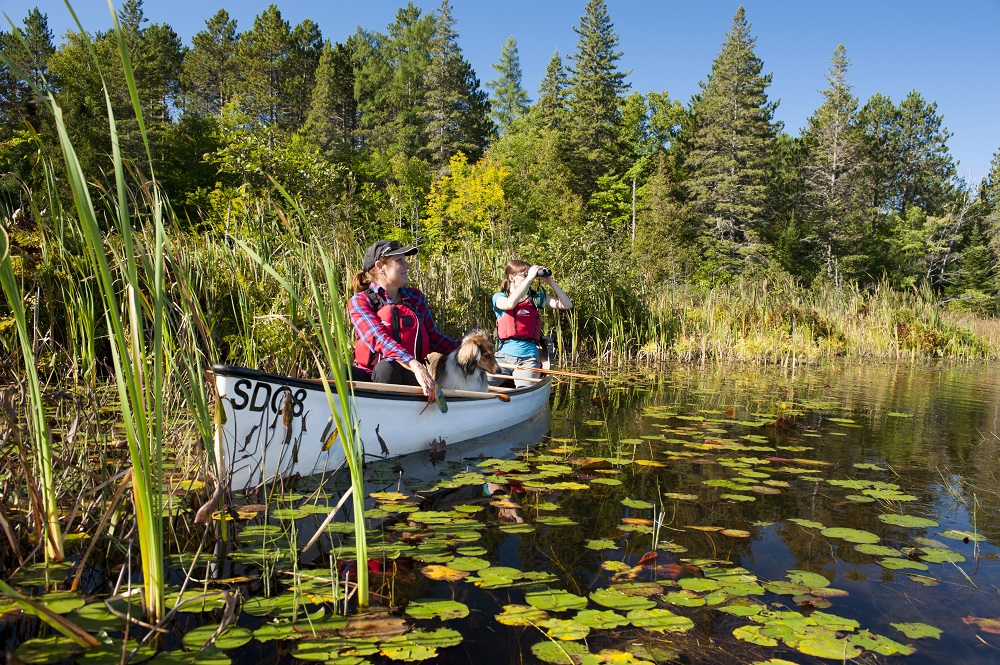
[{"xmin": 6, "ymin": 1, "xmax": 999, "ymax": 182}]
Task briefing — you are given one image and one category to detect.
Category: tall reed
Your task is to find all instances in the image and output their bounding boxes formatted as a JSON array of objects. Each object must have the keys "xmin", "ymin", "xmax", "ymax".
[{"xmin": 0, "ymin": 226, "xmax": 63, "ymax": 562}]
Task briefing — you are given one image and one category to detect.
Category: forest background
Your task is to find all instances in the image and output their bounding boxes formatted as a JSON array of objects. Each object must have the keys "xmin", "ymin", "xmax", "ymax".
[{"xmin": 3, "ymin": 0, "xmax": 1000, "ymax": 371}]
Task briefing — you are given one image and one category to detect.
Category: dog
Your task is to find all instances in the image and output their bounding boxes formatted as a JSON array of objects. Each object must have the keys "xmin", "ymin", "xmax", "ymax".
[{"xmin": 425, "ymin": 329, "xmax": 500, "ymax": 392}]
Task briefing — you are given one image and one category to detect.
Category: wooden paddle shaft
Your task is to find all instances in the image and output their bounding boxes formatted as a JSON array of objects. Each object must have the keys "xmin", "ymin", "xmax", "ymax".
[
  {"xmin": 496, "ymin": 363, "xmax": 601, "ymax": 380},
  {"xmin": 350, "ymin": 380, "xmax": 506, "ymax": 400}
]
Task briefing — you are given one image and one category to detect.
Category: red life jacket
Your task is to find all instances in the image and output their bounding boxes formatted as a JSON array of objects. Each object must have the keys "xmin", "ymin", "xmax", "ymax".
[
  {"xmin": 354, "ymin": 290, "xmax": 430, "ymax": 369},
  {"xmin": 497, "ymin": 294, "xmax": 542, "ymax": 342}
]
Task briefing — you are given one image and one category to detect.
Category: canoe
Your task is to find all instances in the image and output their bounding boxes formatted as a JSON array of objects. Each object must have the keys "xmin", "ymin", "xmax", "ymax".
[{"xmin": 211, "ymin": 364, "xmax": 552, "ymax": 491}]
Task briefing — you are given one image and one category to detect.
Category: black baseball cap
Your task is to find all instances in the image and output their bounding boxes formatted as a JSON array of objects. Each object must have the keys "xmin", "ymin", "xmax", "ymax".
[{"xmin": 363, "ymin": 240, "xmax": 418, "ymax": 271}]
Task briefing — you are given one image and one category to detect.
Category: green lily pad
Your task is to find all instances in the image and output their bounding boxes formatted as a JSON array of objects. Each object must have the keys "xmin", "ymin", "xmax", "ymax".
[
  {"xmin": 626, "ymin": 608, "xmax": 694, "ymax": 634},
  {"xmin": 794, "ymin": 633, "xmax": 862, "ymax": 659},
  {"xmin": 539, "ymin": 618, "xmax": 590, "ymax": 641},
  {"xmin": 525, "ymin": 590, "xmax": 588, "ymax": 612},
  {"xmin": 663, "ymin": 590, "xmax": 705, "ymax": 607},
  {"xmin": 733, "ymin": 625, "xmax": 778, "ymax": 646},
  {"xmin": 15, "ymin": 637, "xmax": 82, "ymax": 664},
  {"xmin": 891, "ymin": 621, "xmax": 942, "ymax": 639},
  {"xmin": 530, "ymin": 640, "xmax": 591, "ymax": 665},
  {"xmin": 786, "ymin": 570, "xmax": 830, "ymax": 589},
  {"xmin": 678, "ymin": 577, "xmax": 720, "ymax": 593},
  {"xmin": 404, "ymin": 599, "xmax": 469, "ymax": 620},
  {"xmin": 879, "ymin": 558, "xmax": 929, "ymax": 571},
  {"xmin": 585, "ymin": 538, "xmax": 617, "ymax": 550},
  {"xmin": 820, "ymin": 527, "xmax": 879, "ymax": 544},
  {"xmin": 788, "ymin": 518, "xmax": 825, "ymax": 529},
  {"xmin": 589, "ymin": 588, "xmax": 656, "ymax": 611},
  {"xmin": 920, "ymin": 548, "xmax": 966, "ymax": 564},
  {"xmin": 621, "ymin": 498, "xmax": 654, "ymax": 509},
  {"xmin": 573, "ymin": 609, "xmax": 630, "ymax": 629},
  {"xmin": 849, "ymin": 629, "xmax": 916, "ymax": 655},
  {"xmin": 941, "ymin": 529, "xmax": 986, "ymax": 542},
  {"xmin": 878, "ymin": 514, "xmax": 939, "ymax": 528},
  {"xmin": 718, "ymin": 602, "xmax": 766, "ymax": 617},
  {"xmin": 854, "ymin": 544, "xmax": 902, "ymax": 557},
  {"xmin": 495, "ymin": 604, "xmax": 549, "ymax": 626},
  {"xmin": 182, "ymin": 626, "xmax": 253, "ymax": 651},
  {"xmin": 447, "ymin": 557, "xmax": 490, "ymax": 572}
]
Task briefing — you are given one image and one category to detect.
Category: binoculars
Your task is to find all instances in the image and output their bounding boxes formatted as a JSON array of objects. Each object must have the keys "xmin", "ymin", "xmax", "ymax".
[{"xmin": 537, "ymin": 268, "xmax": 552, "ymax": 277}]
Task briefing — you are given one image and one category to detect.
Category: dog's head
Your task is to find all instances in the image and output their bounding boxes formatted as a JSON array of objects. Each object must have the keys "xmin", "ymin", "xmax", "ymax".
[{"xmin": 456, "ymin": 329, "xmax": 501, "ymax": 376}]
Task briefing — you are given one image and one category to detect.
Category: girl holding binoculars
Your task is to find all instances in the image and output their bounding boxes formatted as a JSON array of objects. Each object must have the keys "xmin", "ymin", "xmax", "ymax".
[{"xmin": 491, "ymin": 260, "xmax": 573, "ymax": 388}]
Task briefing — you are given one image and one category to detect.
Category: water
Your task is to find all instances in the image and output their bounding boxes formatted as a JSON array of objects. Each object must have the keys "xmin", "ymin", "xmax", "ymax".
[{"xmin": 10, "ymin": 362, "xmax": 1000, "ymax": 664}]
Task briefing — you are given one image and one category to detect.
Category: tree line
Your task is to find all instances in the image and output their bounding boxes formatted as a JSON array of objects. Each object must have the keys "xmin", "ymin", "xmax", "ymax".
[{"xmin": 2, "ymin": 0, "xmax": 999, "ymax": 315}]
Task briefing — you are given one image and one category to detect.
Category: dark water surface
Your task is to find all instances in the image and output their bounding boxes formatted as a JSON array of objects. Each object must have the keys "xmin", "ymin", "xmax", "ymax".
[{"xmin": 13, "ymin": 362, "xmax": 1000, "ymax": 665}]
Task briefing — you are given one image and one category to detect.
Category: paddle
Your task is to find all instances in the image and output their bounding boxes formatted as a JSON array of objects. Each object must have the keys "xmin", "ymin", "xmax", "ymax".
[{"xmin": 496, "ymin": 363, "xmax": 602, "ymax": 380}]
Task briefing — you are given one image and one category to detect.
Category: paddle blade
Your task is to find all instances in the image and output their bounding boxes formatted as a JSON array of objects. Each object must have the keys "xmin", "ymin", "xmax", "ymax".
[{"xmin": 435, "ymin": 386, "xmax": 448, "ymax": 413}]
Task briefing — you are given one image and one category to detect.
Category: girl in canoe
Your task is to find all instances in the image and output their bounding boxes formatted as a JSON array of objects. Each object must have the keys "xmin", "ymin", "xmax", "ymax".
[
  {"xmin": 350, "ymin": 240, "xmax": 457, "ymax": 398},
  {"xmin": 491, "ymin": 260, "xmax": 572, "ymax": 388}
]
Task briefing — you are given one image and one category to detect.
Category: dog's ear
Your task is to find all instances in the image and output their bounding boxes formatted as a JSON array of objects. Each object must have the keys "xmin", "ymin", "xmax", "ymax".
[{"xmin": 457, "ymin": 342, "xmax": 481, "ymax": 375}]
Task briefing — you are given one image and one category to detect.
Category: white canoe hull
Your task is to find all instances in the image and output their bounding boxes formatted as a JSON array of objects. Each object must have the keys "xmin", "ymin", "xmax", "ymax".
[{"xmin": 212, "ymin": 364, "xmax": 551, "ymax": 491}]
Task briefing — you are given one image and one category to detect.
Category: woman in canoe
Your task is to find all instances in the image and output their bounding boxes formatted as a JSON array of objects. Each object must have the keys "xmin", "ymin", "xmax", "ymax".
[
  {"xmin": 349, "ymin": 240, "xmax": 457, "ymax": 398},
  {"xmin": 491, "ymin": 260, "xmax": 572, "ymax": 388}
]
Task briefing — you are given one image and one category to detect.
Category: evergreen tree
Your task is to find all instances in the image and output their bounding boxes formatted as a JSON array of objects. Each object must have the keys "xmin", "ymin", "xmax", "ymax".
[
  {"xmin": 565, "ymin": 0, "xmax": 630, "ymax": 195},
  {"xmin": 533, "ymin": 51, "xmax": 569, "ymax": 131},
  {"xmin": 981, "ymin": 149, "xmax": 1000, "ymax": 275},
  {"xmin": 354, "ymin": 5, "xmax": 434, "ymax": 157},
  {"xmin": 180, "ymin": 9, "xmax": 238, "ymax": 115},
  {"xmin": 487, "ymin": 36, "xmax": 530, "ymax": 135},
  {"xmin": 303, "ymin": 39, "xmax": 359, "ymax": 158},
  {"xmin": 685, "ymin": 6, "xmax": 777, "ymax": 261},
  {"xmin": 894, "ymin": 90, "xmax": 956, "ymax": 215},
  {"xmin": 857, "ymin": 92, "xmax": 899, "ymax": 226},
  {"xmin": 422, "ymin": 0, "xmax": 492, "ymax": 171},
  {"xmin": 235, "ymin": 4, "xmax": 320, "ymax": 130},
  {"xmin": 799, "ymin": 45, "xmax": 866, "ymax": 282}
]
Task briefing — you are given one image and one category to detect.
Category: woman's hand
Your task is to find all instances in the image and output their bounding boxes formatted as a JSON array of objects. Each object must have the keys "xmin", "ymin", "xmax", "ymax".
[{"xmin": 408, "ymin": 359, "xmax": 437, "ymax": 401}]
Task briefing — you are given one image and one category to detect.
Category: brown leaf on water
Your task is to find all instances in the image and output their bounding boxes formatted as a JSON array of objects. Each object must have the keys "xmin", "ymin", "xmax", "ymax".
[
  {"xmin": 636, "ymin": 552, "xmax": 659, "ymax": 567},
  {"xmin": 339, "ymin": 610, "xmax": 409, "ymax": 639},
  {"xmin": 574, "ymin": 458, "xmax": 613, "ymax": 470},
  {"xmin": 621, "ymin": 517, "xmax": 653, "ymax": 526},
  {"xmin": 962, "ymin": 616, "xmax": 1000, "ymax": 634}
]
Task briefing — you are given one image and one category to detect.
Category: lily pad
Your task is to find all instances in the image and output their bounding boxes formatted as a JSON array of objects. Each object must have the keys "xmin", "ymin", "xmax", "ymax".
[
  {"xmin": 589, "ymin": 588, "xmax": 656, "ymax": 611},
  {"xmin": 182, "ymin": 626, "xmax": 253, "ymax": 651},
  {"xmin": 919, "ymin": 548, "xmax": 966, "ymax": 564},
  {"xmin": 15, "ymin": 637, "xmax": 82, "ymax": 664},
  {"xmin": 854, "ymin": 544, "xmax": 902, "ymax": 557},
  {"xmin": 878, "ymin": 513, "xmax": 939, "ymax": 528},
  {"xmin": 820, "ymin": 527, "xmax": 879, "ymax": 544},
  {"xmin": 849, "ymin": 629, "xmax": 915, "ymax": 655},
  {"xmin": 879, "ymin": 558, "xmax": 929, "ymax": 571},
  {"xmin": 530, "ymin": 640, "xmax": 591, "ymax": 665},
  {"xmin": 786, "ymin": 570, "xmax": 830, "ymax": 589},
  {"xmin": 574, "ymin": 609, "xmax": 630, "ymax": 629},
  {"xmin": 891, "ymin": 622, "xmax": 942, "ymax": 639},
  {"xmin": 539, "ymin": 618, "xmax": 590, "ymax": 641},
  {"xmin": 621, "ymin": 499, "xmax": 654, "ymax": 509},
  {"xmin": 404, "ymin": 599, "xmax": 469, "ymax": 620},
  {"xmin": 626, "ymin": 608, "xmax": 694, "ymax": 634},
  {"xmin": 420, "ymin": 565, "xmax": 469, "ymax": 582},
  {"xmin": 941, "ymin": 529, "xmax": 986, "ymax": 542},
  {"xmin": 525, "ymin": 590, "xmax": 588, "ymax": 612},
  {"xmin": 495, "ymin": 605, "xmax": 549, "ymax": 626}
]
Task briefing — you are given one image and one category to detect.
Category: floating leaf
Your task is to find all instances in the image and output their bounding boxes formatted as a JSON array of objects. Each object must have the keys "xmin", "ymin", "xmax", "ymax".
[
  {"xmin": 586, "ymin": 539, "xmax": 617, "ymax": 550},
  {"xmin": 849, "ymin": 629, "xmax": 915, "ymax": 655},
  {"xmin": 920, "ymin": 548, "xmax": 966, "ymax": 564},
  {"xmin": 621, "ymin": 499, "xmax": 654, "ymax": 509},
  {"xmin": 404, "ymin": 599, "xmax": 468, "ymax": 620},
  {"xmin": 878, "ymin": 514, "xmax": 938, "ymax": 528},
  {"xmin": 530, "ymin": 640, "xmax": 591, "ymax": 665},
  {"xmin": 525, "ymin": 590, "xmax": 588, "ymax": 612},
  {"xmin": 419, "ymin": 565, "xmax": 468, "ymax": 582},
  {"xmin": 786, "ymin": 570, "xmax": 830, "ymax": 589},
  {"xmin": 573, "ymin": 609, "xmax": 630, "ymax": 630},
  {"xmin": 182, "ymin": 626, "xmax": 252, "ymax": 651},
  {"xmin": 626, "ymin": 608, "xmax": 694, "ymax": 633},
  {"xmin": 720, "ymin": 529, "xmax": 751, "ymax": 538},
  {"xmin": 788, "ymin": 518, "xmax": 825, "ymax": 529},
  {"xmin": 539, "ymin": 618, "xmax": 590, "ymax": 641},
  {"xmin": 495, "ymin": 605, "xmax": 549, "ymax": 626},
  {"xmin": 794, "ymin": 634, "xmax": 862, "ymax": 659},
  {"xmin": 941, "ymin": 529, "xmax": 986, "ymax": 542},
  {"xmin": 447, "ymin": 557, "xmax": 490, "ymax": 572},
  {"xmin": 678, "ymin": 578, "xmax": 719, "ymax": 593},
  {"xmin": 962, "ymin": 616, "xmax": 1000, "ymax": 634},
  {"xmin": 854, "ymin": 544, "xmax": 902, "ymax": 557},
  {"xmin": 733, "ymin": 625, "xmax": 778, "ymax": 646},
  {"xmin": 663, "ymin": 493, "xmax": 698, "ymax": 501},
  {"xmin": 891, "ymin": 622, "xmax": 942, "ymax": 639},
  {"xmin": 879, "ymin": 558, "xmax": 929, "ymax": 571},
  {"xmin": 820, "ymin": 527, "xmax": 879, "ymax": 544},
  {"xmin": 662, "ymin": 591, "xmax": 705, "ymax": 607},
  {"xmin": 589, "ymin": 589, "xmax": 656, "ymax": 611}
]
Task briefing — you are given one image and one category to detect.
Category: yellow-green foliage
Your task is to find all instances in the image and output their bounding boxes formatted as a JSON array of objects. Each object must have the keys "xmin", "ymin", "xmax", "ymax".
[{"xmin": 423, "ymin": 152, "xmax": 509, "ymax": 252}]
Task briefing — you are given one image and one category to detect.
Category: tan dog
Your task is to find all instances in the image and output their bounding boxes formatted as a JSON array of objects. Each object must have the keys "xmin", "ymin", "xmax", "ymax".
[{"xmin": 426, "ymin": 330, "xmax": 500, "ymax": 392}]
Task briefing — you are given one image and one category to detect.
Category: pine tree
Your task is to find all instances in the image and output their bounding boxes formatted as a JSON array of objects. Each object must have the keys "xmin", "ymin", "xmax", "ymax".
[
  {"xmin": 894, "ymin": 90, "xmax": 956, "ymax": 215},
  {"xmin": 0, "ymin": 9, "xmax": 55, "ymax": 131},
  {"xmin": 422, "ymin": 0, "xmax": 492, "ymax": 171},
  {"xmin": 857, "ymin": 92, "xmax": 899, "ymax": 226},
  {"xmin": 533, "ymin": 51, "xmax": 569, "ymax": 131},
  {"xmin": 565, "ymin": 0, "xmax": 630, "ymax": 194},
  {"xmin": 354, "ymin": 5, "xmax": 434, "ymax": 157},
  {"xmin": 303, "ymin": 39, "xmax": 359, "ymax": 157},
  {"xmin": 487, "ymin": 36, "xmax": 530, "ymax": 135},
  {"xmin": 685, "ymin": 6, "xmax": 777, "ymax": 256},
  {"xmin": 799, "ymin": 45, "xmax": 866, "ymax": 282},
  {"xmin": 181, "ymin": 9, "xmax": 238, "ymax": 115},
  {"xmin": 235, "ymin": 4, "xmax": 320, "ymax": 130}
]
